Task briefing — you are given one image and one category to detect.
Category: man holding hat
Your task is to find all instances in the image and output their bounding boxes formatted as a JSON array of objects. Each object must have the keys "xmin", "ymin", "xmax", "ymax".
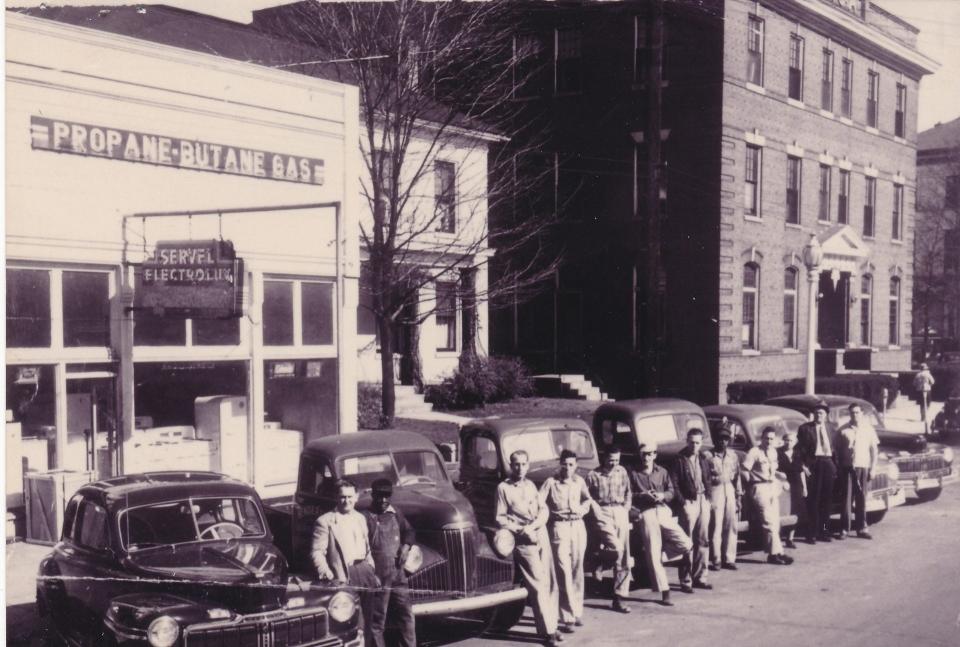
[
  {"xmin": 364, "ymin": 478, "xmax": 417, "ymax": 647},
  {"xmin": 797, "ymin": 399, "xmax": 837, "ymax": 543},
  {"xmin": 707, "ymin": 424, "xmax": 742, "ymax": 571}
]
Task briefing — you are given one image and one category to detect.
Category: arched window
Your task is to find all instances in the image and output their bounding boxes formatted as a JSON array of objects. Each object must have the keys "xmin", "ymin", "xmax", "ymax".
[
  {"xmin": 783, "ymin": 268, "xmax": 798, "ymax": 348},
  {"xmin": 889, "ymin": 277, "xmax": 900, "ymax": 345},
  {"xmin": 742, "ymin": 263, "xmax": 760, "ymax": 350},
  {"xmin": 860, "ymin": 275, "xmax": 872, "ymax": 346}
]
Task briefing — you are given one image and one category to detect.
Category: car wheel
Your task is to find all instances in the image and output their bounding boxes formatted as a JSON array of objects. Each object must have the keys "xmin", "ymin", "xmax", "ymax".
[
  {"xmin": 865, "ymin": 509, "xmax": 886, "ymax": 525},
  {"xmin": 483, "ymin": 599, "xmax": 527, "ymax": 633},
  {"xmin": 916, "ymin": 487, "xmax": 942, "ymax": 502}
]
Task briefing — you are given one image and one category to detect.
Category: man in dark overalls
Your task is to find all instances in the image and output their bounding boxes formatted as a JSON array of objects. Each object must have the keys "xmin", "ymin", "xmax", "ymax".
[{"xmin": 364, "ymin": 478, "xmax": 417, "ymax": 647}]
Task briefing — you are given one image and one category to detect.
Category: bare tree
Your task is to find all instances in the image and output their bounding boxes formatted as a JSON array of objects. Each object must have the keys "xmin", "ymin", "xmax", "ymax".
[
  {"xmin": 258, "ymin": 0, "xmax": 559, "ymax": 425},
  {"xmin": 914, "ymin": 149, "xmax": 960, "ymax": 358}
]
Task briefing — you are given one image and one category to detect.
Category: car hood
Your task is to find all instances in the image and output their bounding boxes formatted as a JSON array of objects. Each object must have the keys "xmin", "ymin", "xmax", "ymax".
[
  {"xmin": 390, "ymin": 484, "xmax": 476, "ymax": 529},
  {"xmin": 877, "ymin": 428, "xmax": 929, "ymax": 453}
]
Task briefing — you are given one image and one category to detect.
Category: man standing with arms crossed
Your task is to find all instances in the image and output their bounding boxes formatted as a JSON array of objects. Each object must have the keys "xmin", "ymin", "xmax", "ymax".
[
  {"xmin": 742, "ymin": 427, "xmax": 794, "ymax": 565},
  {"xmin": 836, "ymin": 402, "xmax": 879, "ymax": 540},
  {"xmin": 497, "ymin": 450, "xmax": 562, "ymax": 647},
  {"xmin": 707, "ymin": 426, "xmax": 742, "ymax": 571},
  {"xmin": 797, "ymin": 400, "xmax": 836, "ymax": 543},
  {"xmin": 586, "ymin": 448, "xmax": 633, "ymax": 613},
  {"xmin": 540, "ymin": 449, "xmax": 592, "ymax": 634},
  {"xmin": 672, "ymin": 428, "xmax": 713, "ymax": 593},
  {"xmin": 628, "ymin": 442, "xmax": 693, "ymax": 607}
]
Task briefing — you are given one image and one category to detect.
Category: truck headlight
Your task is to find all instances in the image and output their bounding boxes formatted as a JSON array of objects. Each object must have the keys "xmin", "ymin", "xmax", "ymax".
[
  {"xmin": 492, "ymin": 528, "xmax": 515, "ymax": 558},
  {"xmin": 887, "ymin": 463, "xmax": 900, "ymax": 482},
  {"xmin": 147, "ymin": 615, "xmax": 179, "ymax": 647},
  {"xmin": 328, "ymin": 591, "xmax": 356, "ymax": 623},
  {"xmin": 943, "ymin": 447, "xmax": 954, "ymax": 464}
]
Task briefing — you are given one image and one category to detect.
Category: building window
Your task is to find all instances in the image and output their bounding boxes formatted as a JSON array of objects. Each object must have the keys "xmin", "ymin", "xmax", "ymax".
[
  {"xmin": 786, "ymin": 156, "xmax": 802, "ymax": 224},
  {"xmin": 435, "ymin": 282, "xmax": 457, "ymax": 351},
  {"xmin": 840, "ymin": 58, "xmax": 853, "ymax": 117},
  {"xmin": 747, "ymin": 16, "xmax": 764, "ymax": 86},
  {"xmin": 892, "ymin": 184, "xmax": 904, "ymax": 240},
  {"xmin": 62, "ymin": 271, "xmax": 111, "ymax": 347},
  {"xmin": 6, "ymin": 269, "xmax": 52, "ymax": 348},
  {"xmin": 513, "ymin": 33, "xmax": 548, "ymax": 98},
  {"xmin": 788, "ymin": 35, "xmax": 804, "ymax": 101},
  {"xmin": 860, "ymin": 274, "xmax": 872, "ymax": 345},
  {"xmin": 434, "ymin": 160, "xmax": 456, "ymax": 233},
  {"xmin": 784, "ymin": 267, "xmax": 798, "ymax": 349},
  {"xmin": 895, "ymin": 83, "xmax": 907, "ymax": 137},
  {"xmin": 263, "ymin": 278, "xmax": 334, "ymax": 346},
  {"xmin": 821, "ymin": 49, "xmax": 834, "ymax": 111},
  {"xmin": 866, "ymin": 70, "xmax": 879, "ymax": 128},
  {"xmin": 818, "ymin": 164, "xmax": 831, "ymax": 222},
  {"xmin": 888, "ymin": 277, "xmax": 900, "ymax": 345},
  {"xmin": 742, "ymin": 263, "xmax": 760, "ymax": 350},
  {"xmin": 864, "ymin": 176, "xmax": 876, "ymax": 237},
  {"xmin": 946, "ymin": 175, "xmax": 960, "ymax": 209},
  {"xmin": 838, "ymin": 169, "xmax": 851, "ymax": 224},
  {"xmin": 745, "ymin": 145, "xmax": 762, "ymax": 216},
  {"xmin": 555, "ymin": 28, "xmax": 582, "ymax": 95}
]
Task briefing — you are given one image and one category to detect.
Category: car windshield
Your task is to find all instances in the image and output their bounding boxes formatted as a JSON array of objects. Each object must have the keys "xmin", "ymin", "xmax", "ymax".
[
  {"xmin": 118, "ymin": 496, "xmax": 266, "ymax": 551},
  {"xmin": 834, "ymin": 404, "xmax": 882, "ymax": 428},
  {"xmin": 337, "ymin": 450, "xmax": 447, "ymax": 489},
  {"xmin": 750, "ymin": 416, "xmax": 796, "ymax": 441},
  {"xmin": 501, "ymin": 428, "xmax": 598, "ymax": 468}
]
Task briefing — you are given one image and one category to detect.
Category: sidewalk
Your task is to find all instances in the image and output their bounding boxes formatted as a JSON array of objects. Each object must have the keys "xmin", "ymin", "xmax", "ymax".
[
  {"xmin": 881, "ymin": 396, "xmax": 943, "ymax": 434},
  {"xmin": 4, "ymin": 541, "xmax": 52, "ymax": 644}
]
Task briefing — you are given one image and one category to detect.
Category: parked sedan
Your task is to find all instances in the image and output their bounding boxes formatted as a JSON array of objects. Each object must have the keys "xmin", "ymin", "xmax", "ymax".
[
  {"xmin": 36, "ymin": 471, "xmax": 361, "ymax": 647},
  {"xmin": 765, "ymin": 394, "xmax": 955, "ymax": 501},
  {"xmin": 704, "ymin": 404, "xmax": 905, "ymax": 524}
]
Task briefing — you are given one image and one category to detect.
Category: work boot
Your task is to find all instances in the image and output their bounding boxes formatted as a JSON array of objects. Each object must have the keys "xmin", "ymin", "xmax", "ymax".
[{"xmin": 659, "ymin": 591, "xmax": 674, "ymax": 607}]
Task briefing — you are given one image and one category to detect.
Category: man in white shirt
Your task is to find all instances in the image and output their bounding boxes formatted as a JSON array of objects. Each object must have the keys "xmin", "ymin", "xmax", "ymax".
[
  {"xmin": 836, "ymin": 403, "xmax": 879, "ymax": 540},
  {"xmin": 742, "ymin": 427, "xmax": 793, "ymax": 566}
]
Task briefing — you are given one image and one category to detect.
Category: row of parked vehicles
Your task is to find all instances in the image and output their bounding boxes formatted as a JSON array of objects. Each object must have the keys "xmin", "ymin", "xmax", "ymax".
[{"xmin": 37, "ymin": 393, "xmax": 955, "ymax": 647}]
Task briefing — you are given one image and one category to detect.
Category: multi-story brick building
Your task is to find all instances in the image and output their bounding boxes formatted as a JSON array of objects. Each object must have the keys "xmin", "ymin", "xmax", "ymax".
[{"xmin": 490, "ymin": 0, "xmax": 938, "ymax": 403}]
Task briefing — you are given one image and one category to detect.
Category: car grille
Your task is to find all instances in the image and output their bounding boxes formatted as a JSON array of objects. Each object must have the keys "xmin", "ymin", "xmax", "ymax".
[
  {"xmin": 870, "ymin": 472, "xmax": 890, "ymax": 491},
  {"xmin": 893, "ymin": 454, "xmax": 949, "ymax": 477},
  {"xmin": 407, "ymin": 527, "xmax": 512, "ymax": 601},
  {"xmin": 476, "ymin": 554, "xmax": 514, "ymax": 590},
  {"xmin": 183, "ymin": 609, "xmax": 336, "ymax": 647}
]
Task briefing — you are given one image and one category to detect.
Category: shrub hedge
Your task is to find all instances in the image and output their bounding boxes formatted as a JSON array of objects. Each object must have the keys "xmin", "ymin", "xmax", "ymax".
[
  {"xmin": 425, "ymin": 355, "xmax": 534, "ymax": 411},
  {"xmin": 358, "ymin": 382, "xmax": 387, "ymax": 429},
  {"xmin": 727, "ymin": 373, "xmax": 900, "ymax": 410}
]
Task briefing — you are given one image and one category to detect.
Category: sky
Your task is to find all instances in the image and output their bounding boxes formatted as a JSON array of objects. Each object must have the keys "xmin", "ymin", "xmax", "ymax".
[{"xmin": 875, "ymin": 0, "xmax": 960, "ymax": 132}]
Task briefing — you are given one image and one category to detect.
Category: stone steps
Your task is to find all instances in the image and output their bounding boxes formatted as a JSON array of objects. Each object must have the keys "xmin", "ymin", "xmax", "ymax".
[
  {"xmin": 393, "ymin": 385, "xmax": 435, "ymax": 416},
  {"xmin": 533, "ymin": 374, "xmax": 609, "ymax": 402}
]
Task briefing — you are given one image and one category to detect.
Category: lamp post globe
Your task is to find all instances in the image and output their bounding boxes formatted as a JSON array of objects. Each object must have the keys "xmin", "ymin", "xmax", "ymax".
[{"xmin": 802, "ymin": 234, "xmax": 822, "ymax": 395}]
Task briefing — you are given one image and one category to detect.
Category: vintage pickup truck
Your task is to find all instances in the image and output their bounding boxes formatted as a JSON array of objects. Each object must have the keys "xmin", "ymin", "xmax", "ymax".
[{"xmin": 264, "ymin": 430, "xmax": 527, "ymax": 630}]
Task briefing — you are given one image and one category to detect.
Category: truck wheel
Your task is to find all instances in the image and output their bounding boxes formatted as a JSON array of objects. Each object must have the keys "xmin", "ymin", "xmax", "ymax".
[
  {"xmin": 484, "ymin": 599, "xmax": 526, "ymax": 633},
  {"xmin": 916, "ymin": 487, "xmax": 942, "ymax": 502},
  {"xmin": 865, "ymin": 509, "xmax": 887, "ymax": 525}
]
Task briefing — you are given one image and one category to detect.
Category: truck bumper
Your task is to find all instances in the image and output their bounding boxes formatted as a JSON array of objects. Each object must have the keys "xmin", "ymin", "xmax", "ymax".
[{"xmin": 412, "ymin": 587, "xmax": 528, "ymax": 617}]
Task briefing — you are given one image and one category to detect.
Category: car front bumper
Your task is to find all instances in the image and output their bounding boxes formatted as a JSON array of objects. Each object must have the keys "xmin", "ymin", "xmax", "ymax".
[
  {"xmin": 412, "ymin": 586, "xmax": 528, "ymax": 617},
  {"xmin": 897, "ymin": 466, "xmax": 954, "ymax": 494}
]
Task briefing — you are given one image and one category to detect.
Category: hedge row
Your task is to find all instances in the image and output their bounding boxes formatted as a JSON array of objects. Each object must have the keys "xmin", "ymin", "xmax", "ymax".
[
  {"xmin": 898, "ymin": 366, "xmax": 960, "ymax": 402},
  {"xmin": 727, "ymin": 374, "xmax": 900, "ymax": 411},
  {"xmin": 425, "ymin": 355, "xmax": 534, "ymax": 411}
]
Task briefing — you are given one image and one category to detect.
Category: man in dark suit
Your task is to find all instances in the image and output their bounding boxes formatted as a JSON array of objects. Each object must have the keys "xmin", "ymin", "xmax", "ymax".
[
  {"xmin": 671, "ymin": 428, "xmax": 713, "ymax": 593},
  {"xmin": 796, "ymin": 400, "xmax": 837, "ymax": 543}
]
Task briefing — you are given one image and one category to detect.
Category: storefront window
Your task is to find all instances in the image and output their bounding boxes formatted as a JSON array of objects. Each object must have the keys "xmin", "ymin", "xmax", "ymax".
[
  {"xmin": 263, "ymin": 281, "xmax": 294, "ymax": 345},
  {"xmin": 302, "ymin": 282, "xmax": 333, "ymax": 345},
  {"xmin": 6, "ymin": 269, "xmax": 51, "ymax": 347},
  {"xmin": 63, "ymin": 271, "xmax": 110, "ymax": 347},
  {"xmin": 134, "ymin": 311, "xmax": 187, "ymax": 346},
  {"xmin": 264, "ymin": 358, "xmax": 338, "ymax": 442},
  {"xmin": 6, "ymin": 365, "xmax": 57, "ymax": 471},
  {"xmin": 134, "ymin": 362, "xmax": 247, "ymax": 427},
  {"xmin": 193, "ymin": 318, "xmax": 241, "ymax": 346}
]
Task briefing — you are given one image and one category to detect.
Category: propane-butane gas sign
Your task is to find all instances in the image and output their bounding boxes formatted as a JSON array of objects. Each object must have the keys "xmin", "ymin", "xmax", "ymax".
[{"xmin": 136, "ymin": 240, "xmax": 244, "ymax": 318}]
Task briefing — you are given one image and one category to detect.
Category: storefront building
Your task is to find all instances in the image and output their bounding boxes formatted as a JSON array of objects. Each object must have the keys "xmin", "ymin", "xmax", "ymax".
[{"xmin": 5, "ymin": 13, "xmax": 360, "ymax": 503}]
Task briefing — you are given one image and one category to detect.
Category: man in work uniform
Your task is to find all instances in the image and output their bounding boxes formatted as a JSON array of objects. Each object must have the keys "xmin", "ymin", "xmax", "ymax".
[
  {"xmin": 586, "ymin": 448, "xmax": 633, "ymax": 613},
  {"xmin": 364, "ymin": 479, "xmax": 417, "ymax": 647},
  {"xmin": 742, "ymin": 428, "xmax": 794, "ymax": 565},
  {"xmin": 627, "ymin": 442, "xmax": 693, "ymax": 607},
  {"xmin": 540, "ymin": 449, "xmax": 593, "ymax": 633},
  {"xmin": 836, "ymin": 402, "xmax": 879, "ymax": 540},
  {"xmin": 497, "ymin": 450, "xmax": 562, "ymax": 647},
  {"xmin": 707, "ymin": 425, "xmax": 742, "ymax": 571},
  {"xmin": 671, "ymin": 428, "xmax": 713, "ymax": 593}
]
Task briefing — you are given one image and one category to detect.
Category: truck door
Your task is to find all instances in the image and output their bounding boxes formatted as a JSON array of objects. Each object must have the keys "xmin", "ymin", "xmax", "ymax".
[{"xmin": 458, "ymin": 432, "xmax": 502, "ymax": 528}]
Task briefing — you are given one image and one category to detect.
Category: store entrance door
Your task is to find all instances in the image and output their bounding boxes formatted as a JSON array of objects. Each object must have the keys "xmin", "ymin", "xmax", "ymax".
[{"xmin": 65, "ymin": 373, "xmax": 118, "ymax": 479}]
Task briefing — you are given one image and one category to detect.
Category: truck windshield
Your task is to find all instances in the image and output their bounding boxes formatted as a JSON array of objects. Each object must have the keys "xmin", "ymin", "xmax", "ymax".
[
  {"xmin": 337, "ymin": 450, "xmax": 447, "ymax": 489},
  {"xmin": 118, "ymin": 496, "xmax": 266, "ymax": 551},
  {"xmin": 501, "ymin": 429, "xmax": 598, "ymax": 468}
]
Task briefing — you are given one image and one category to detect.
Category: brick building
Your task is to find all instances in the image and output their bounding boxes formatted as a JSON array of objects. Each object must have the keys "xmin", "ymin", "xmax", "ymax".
[{"xmin": 490, "ymin": 0, "xmax": 938, "ymax": 403}]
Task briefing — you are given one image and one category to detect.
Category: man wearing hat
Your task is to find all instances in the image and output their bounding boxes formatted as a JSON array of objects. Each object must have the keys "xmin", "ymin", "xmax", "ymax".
[
  {"xmin": 913, "ymin": 363, "xmax": 936, "ymax": 435},
  {"xmin": 364, "ymin": 478, "xmax": 417, "ymax": 647},
  {"xmin": 796, "ymin": 399, "xmax": 837, "ymax": 543},
  {"xmin": 707, "ymin": 424, "xmax": 742, "ymax": 571}
]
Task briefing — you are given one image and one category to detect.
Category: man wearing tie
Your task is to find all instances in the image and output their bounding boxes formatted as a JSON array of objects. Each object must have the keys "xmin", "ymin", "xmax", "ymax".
[{"xmin": 796, "ymin": 400, "xmax": 837, "ymax": 543}]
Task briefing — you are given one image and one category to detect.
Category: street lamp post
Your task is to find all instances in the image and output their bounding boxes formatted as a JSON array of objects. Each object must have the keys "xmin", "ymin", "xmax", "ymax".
[{"xmin": 802, "ymin": 234, "xmax": 823, "ymax": 395}]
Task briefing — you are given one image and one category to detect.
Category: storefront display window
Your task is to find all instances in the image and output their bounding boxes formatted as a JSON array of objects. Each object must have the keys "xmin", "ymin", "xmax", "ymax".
[
  {"xmin": 263, "ymin": 280, "xmax": 294, "ymax": 345},
  {"xmin": 6, "ymin": 365, "xmax": 57, "ymax": 471},
  {"xmin": 134, "ymin": 309, "xmax": 187, "ymax": 346},
  {"xmin": 302, "ymin": 282, "xmax": 333, "ymax": 345},
  {"xmin": 6, "ymin": 269, "xmax": 52, "ymax": 347},
  {"xmin": 264, "ymin": 278, "xmax": 335, "ymax": 346},
  {"xmin": 264, "ymin": 358, "xmax": 338, "ymax": 442},
  {"xmin": 134, "ymin": 361, "xmax": 247, "ymax": 427},
  {"xmin": 193, "ymin": 318, "xmax": 241, "ymax": 345},
  {"xmin": 63, "ymin": 271, "xmax": 111, "ymax": 347}
]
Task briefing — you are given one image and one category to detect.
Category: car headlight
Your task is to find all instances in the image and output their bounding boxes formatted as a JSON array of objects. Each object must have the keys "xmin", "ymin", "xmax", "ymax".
[
  {"xmin": 944, "ymin": 447, "xmax": 954, "ymax": 464},
  {"xmin": 492, "ymin": 528, "xmax": 515, "ymax": 559},
  {"xmin": 887, "ymin": 463, "xmax": 900, "ymax": 482},
  {"xmin": 328, "ymin": 591, "xmax": 357, "ymax": 623},
  {"xmin": 147, "ymin": 615, "xmax": 179, "ymax": 647}
]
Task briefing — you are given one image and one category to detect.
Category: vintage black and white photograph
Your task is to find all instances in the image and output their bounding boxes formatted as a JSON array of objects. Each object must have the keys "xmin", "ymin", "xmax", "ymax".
[{"xmin": 3, "ymin": 0, "xmax": 959, "ymax": 646}]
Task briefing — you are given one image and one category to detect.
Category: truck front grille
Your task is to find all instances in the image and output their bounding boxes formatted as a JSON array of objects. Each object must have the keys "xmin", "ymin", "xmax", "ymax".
[{"xmin": 183, "ymin": 609, "xmax": 335, "ymax": 647}]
